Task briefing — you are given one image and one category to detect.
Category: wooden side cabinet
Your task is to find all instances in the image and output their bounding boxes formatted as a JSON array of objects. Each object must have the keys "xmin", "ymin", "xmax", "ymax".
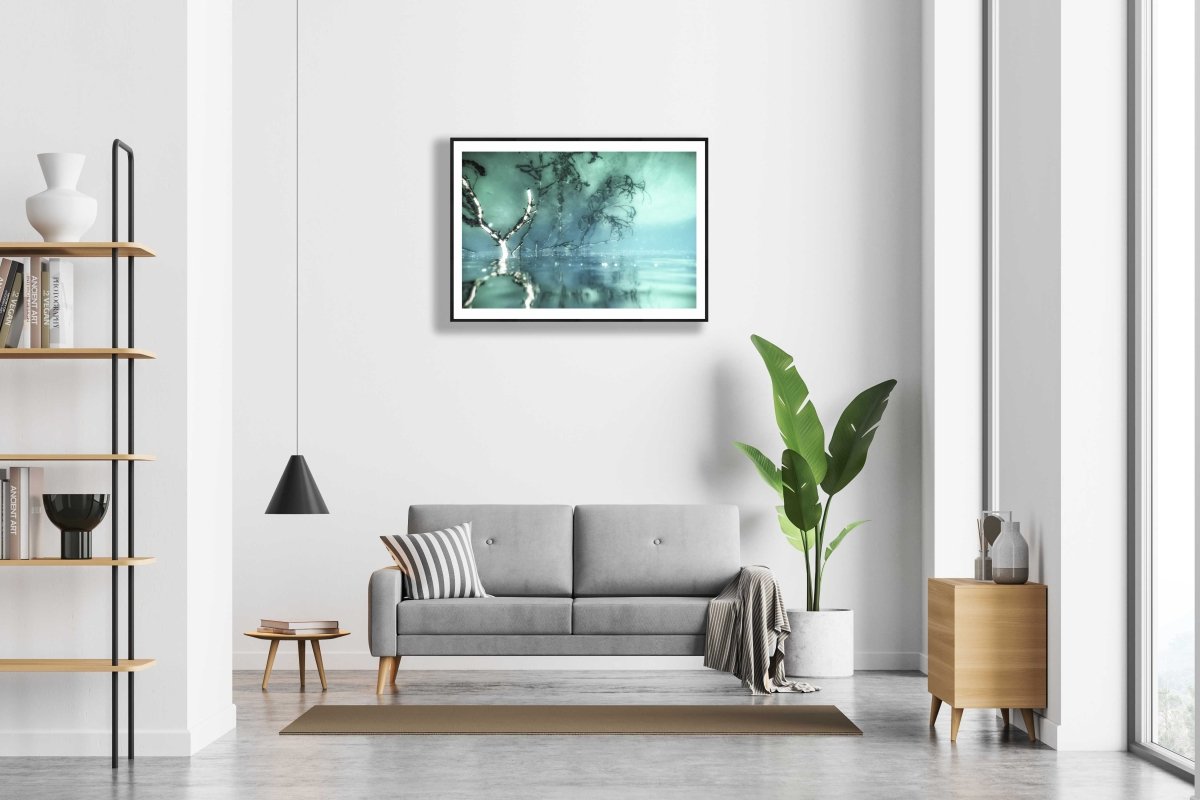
[{"xmin": 928, "ymin": 578, "xmax": 1047, "ymax": 742}]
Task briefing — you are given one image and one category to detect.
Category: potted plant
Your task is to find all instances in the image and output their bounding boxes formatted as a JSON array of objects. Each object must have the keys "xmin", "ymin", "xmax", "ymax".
[{"xmin": 735, "ymin": 334, "xmax": 896, "ymax": 677}]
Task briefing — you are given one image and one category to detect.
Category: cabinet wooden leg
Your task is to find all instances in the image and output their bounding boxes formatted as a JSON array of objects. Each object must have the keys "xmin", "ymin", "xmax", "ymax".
[
  {"xmin": 312, "ymin": 640, "xmax": 328, "ymax": 690},
  {"xmin": 1001, "ymin": 708, "xmax": 1010, "ymax": 729},
  {"xmin": 377, "ymin": 656, "xmax": 397, "ymax": 694},
  {"xmin": 1020, "ymin": 708, "xmax": 1037, "ymax": 742},
  {"xmin": 261, "ymin": 640, "xmax": 280, "ymax": 690},
  {"xmin": 950, "ymin": 707, "xmax": 964, "ymax": 742},
  {"xmin": 389, "ymin": 655, "xmax": 400, "ymax": 686},
  {"xmin": 298, "ymin": 640, "xmax": 306, "ymax": 690},
  {"xmin": 929, "ymin": 695, "xmax": 943, "ymax": 726}
]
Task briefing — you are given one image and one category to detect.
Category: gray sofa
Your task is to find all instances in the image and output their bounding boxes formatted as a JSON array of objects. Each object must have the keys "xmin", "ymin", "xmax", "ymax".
[{"xmin": 368, "ymin": 504, "xmax": 740, "ymax": 692}]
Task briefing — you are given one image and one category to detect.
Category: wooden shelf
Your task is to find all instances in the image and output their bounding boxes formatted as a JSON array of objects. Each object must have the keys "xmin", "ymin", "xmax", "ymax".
[
  {"xmin": 0, "ymin": 242, "xmax": 155, "ymax": 258},
  {"xmin": 0, "ymin": 557, "xmax": 155, "ymax": 567},
  {"xmin": 0, "ymin": 658, "xmax": 156, "ymax": 673},
  {"xmin": 0, "ymin": 348, "xmax": 156, "ymax": 360},
  {"xmin": 0, "ymin": 453, "xmax": 155, "ymax": 462}
]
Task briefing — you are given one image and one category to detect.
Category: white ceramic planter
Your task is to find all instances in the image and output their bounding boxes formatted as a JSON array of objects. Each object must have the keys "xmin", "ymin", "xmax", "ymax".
[
  {"xmin": 784, "ymin": 608, "xmax": 854, "ymax": 677},
  {"xmin": 26, "ymin": 153, "xmax": 97, "ymax": 242}
]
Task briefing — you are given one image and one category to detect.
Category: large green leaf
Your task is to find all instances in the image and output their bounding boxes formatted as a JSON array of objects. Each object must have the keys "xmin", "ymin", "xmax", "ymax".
[
  {"xmin": 734, "ymin": 442, "xmax": 782, "ymax": 497},
  {"xmin": 821, "ymin": 379, "xmax": 897, "ymax": 496},
  {"xmin": 751, "ymin": 335, "xmax": 827, "ymax": 483},
  {"xmin": 782, "ymin": 448, "xmax": 823, "ymax": 534},
  {"xmin": 823, "ymin": 520, "xmax": 868, "ymax": 561},
  {"xmin": 777, "ymin": 505, "xmax": 814, "ymax": 552}
]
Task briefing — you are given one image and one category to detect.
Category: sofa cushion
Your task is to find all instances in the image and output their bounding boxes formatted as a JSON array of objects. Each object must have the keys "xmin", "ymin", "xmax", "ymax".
[
  {"xmin": 573, "ymin": 505, "xmax": 740, "ymax": 596},
  {"xmin": 572, "ymin": 596, "xmax": 711, "ymax": 635},
  {"xmin": 397, "ymin": 597, "xmax": 573, "ymax": 635},
  {"xmin": 380, "ymin": 524, "xmax": 489, "ymax": 600},
  {"xmin": 409, "ymin": 505, "xmax": 573, "ymax": 597}
]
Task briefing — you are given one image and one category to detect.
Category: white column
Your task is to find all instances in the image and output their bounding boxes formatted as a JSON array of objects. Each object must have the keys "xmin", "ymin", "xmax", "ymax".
[
  {"xmin": 184, "ymin": 0, "xmax": 236, "ymax": 753},
  {"xmin": 1057, "ymin": 0, "xmax": 1128, "ymax": 751},
  {"xmin": 920, "ymin": 0, "xmax": 986, "ymax": 672}
]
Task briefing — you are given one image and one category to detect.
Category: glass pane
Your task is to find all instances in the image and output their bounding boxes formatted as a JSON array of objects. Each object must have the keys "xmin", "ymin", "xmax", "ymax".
[{"xmin": 1149, "ymin": 0, "xmax": 1196, "ymax": 763}]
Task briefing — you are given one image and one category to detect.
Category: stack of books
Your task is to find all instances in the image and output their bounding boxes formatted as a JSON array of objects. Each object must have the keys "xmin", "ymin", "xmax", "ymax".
[
  {"xmin": 0, "ymin": 257, "xmax": 75, "ymax": 349},
  {"xmin": 0, "ymin": 468, "xmax": 44, "ymax": 559},
  {"xmin": 258, "ymin": 618, "xmax": 339, "ymax": 635}
]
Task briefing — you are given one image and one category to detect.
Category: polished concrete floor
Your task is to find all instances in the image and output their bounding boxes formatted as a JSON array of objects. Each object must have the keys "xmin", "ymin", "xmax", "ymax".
[{"xmin": 0, "ymin": 669, "xmax": 1192, "ymax": 799}]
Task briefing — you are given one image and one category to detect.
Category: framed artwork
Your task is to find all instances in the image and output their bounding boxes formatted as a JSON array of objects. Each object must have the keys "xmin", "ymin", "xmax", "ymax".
[{"xmin": 451, "ymin": 138, "xmax": 707, "ymax": 321}]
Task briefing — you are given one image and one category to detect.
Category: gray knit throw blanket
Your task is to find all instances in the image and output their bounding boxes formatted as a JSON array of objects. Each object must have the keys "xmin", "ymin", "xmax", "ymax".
[{"xmin": 704, "ymin": 566, "xmax": 819, "ymax": 695}]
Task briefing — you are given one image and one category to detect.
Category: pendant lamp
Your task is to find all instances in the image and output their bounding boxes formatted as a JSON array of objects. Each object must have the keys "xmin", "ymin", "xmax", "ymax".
[{"xmin": 266, "ymin": 0, "xmax": 328, "ymax": 515}]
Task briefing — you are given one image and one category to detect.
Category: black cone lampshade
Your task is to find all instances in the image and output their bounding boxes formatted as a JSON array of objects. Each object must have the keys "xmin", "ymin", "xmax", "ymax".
[
  {"xmin": 265, "ymin": 455, "xmax": 329, "ymax": 515},
  {"xmin": 265, "ymin": 1, "xmax": 329, "ymax": 516}
]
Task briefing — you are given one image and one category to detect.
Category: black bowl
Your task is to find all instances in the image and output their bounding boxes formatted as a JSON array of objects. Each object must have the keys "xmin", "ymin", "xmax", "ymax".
[{"xmin": 42, "ymin": 494, "xmax": 110, "ymax": 533}]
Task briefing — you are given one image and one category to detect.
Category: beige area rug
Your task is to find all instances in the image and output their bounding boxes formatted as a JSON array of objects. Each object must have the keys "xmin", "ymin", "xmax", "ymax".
[{"xmin": 280, "ymin": 704, "xmax": 862, "ymax": 736}]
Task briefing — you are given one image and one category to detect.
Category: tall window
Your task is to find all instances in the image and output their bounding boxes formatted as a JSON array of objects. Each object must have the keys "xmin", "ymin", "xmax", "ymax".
[{"xmin": 1133, "ymin": 0, "xmax": 1196, "ymax": 774}]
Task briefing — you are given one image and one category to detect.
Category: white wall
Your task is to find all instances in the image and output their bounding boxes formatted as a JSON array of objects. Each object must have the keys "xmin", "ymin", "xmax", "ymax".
[
  {"xmin": 232, "ymin": 0, "xmax": 926, "ymax": 671},
  {"xmin": 995, "ymin": 0, "xmax": 1064, "ymax": 741},
  {"xmin": 991, "ymin": 0, "xmax": 1127, "ymax": 750},
  {"xmin": 0, "ymin": 0, "xmax": 233, "ymax": 756}
]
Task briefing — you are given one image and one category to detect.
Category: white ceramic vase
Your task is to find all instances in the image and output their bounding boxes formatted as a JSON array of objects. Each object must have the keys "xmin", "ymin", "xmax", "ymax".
[
  {"xmin": 26, "ymin": 153, "xmax": 97, "ymax": 242},
  {"xmin": 784, "ymin": 608, "xmax": 854, "ymax": 677}
]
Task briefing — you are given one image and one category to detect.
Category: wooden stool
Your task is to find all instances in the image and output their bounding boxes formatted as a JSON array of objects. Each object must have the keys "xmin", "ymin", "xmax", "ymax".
[{"xmin": 243, "ymin": 630, "xmax": 350, "ymax": 691}]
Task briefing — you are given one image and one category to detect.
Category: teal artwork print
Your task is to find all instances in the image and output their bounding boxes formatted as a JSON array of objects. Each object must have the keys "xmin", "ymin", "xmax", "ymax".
[{"xmin": 451, "ymin": 139, "xmax": 707, "ymax": 321}]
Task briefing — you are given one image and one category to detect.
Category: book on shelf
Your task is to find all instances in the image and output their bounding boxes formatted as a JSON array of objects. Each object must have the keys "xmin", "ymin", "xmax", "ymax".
[
  {"xmin": 39, "ymin": 258, "xmax": 50, "ymax": 346},
  {"xmin": 0, "ymin": 471, "xmax": 7, "ymax": 559},
  {"xmin": 48, "ymin": 259, "xmax": 74, "ymax": 348},
  {"xmin": 0, "ymin": 260, "xmax": 23, "ymax": 348},
  {"xmin": 0, "ymin": 259, "xmax": 14, "ymax": 332},
  {"xmin": 25, "ymin": 468, "xmax": 43, "ymax": 558},
  {"xmin": 20, "ymin": 257, "xmax": 41, "ymax": 348},
  {"xmin": 0, "ymin": 258, "xmax": 76, "ymax": 349},
  {"xmin": 259, "ymin": 619, "xmax": 339, "ymax": 631},
  {"xmin": 3, "ymin": 467, "xmax": 43, "ymax": 560}
]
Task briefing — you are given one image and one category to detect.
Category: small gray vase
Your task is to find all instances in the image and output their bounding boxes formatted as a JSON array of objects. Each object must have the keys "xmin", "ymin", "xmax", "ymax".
[
  {"xmin": 974, "ymin": 552, "xmax": 992, "ymax": 581},
  {"xmin": 991, "ymin": 521, "xmax": 1029, "ymax": 584}
]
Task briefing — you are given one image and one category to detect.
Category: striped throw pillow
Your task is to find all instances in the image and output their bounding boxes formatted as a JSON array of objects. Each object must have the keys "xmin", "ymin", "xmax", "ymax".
[{"xmin": 380, "ymin": 523, "xmax": 489, "ymax": 600}]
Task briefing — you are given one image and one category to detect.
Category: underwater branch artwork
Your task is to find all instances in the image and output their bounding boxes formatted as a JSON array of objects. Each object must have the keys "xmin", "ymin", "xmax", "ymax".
[{"xmin": 451, "ymin": 138, "xmax": 707, "ymax": 321}]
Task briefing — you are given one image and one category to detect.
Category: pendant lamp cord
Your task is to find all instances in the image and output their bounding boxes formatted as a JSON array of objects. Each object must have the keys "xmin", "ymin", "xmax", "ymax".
[{"xmin": 295, "ymin": 0, "xmax": 301, "ymax": 456}]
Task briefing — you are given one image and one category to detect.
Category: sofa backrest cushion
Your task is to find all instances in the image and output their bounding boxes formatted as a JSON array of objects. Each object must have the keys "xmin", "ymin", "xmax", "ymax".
[
  {"xmin": 573, "ymin": 505, "xmax": 740, "ymax": 597},
  {"xmin": 408, "ymin": 505, "xmax": 573, "ymax": 597}
]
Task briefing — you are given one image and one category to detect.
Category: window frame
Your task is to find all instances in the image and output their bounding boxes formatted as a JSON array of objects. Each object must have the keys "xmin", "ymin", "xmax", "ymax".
[{"xmin": 1128, "ymin": 0, "xmax": 1196, "ymax": 780}]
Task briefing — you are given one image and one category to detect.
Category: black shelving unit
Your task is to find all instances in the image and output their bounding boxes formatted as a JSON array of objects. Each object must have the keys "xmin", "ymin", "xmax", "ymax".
[
  {"xmin": 111, "ymin": 138, "xmax": 138, "ymax": 769},
  {"xmin": 0, "ymin": 139, "xmax": 156, "ymax": 770}
]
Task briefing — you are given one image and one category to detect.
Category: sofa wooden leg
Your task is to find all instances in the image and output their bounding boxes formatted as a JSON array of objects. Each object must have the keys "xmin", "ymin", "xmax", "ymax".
[
  {"xmin": 389, "ymin": 655, "xmax": 400, "ymax": 686},
  {"xmin": 376, "ymin": 657, "xmax": 397, "ymax": 694}
]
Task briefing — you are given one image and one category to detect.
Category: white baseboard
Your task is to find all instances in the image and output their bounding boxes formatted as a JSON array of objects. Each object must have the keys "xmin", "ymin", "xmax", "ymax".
[
  {"xmin": 0, "ymin": 703, "xmax": 236, "ymax": 757},
  {"xmin": 854, "ymin": 651, "xmax": 923, "ymax": 671},
  {"xmin": 1006, "ymin": 709, "xmax": 1058, "ymax": 750},
  {"xmin": 0, "ymin": 729, "xmax": 189, "ymax": 757},
  {"xmin": 234, "ymin": 650, "xmax": 708, "ymax": 671},
  {"xmin": 1032, "ymin": 713, "xmax": 1058, "ymax": 749},
  {"xmin": 918, "ymin": 652, "xmax": 929, "ymax": 675},
  {"xmin": 188, "ymin": 703, "xmax": 237, "ymax": 755},
  {"xmin": 234, "ymin": 649, "xmax": 924, "ymax": 672}
]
